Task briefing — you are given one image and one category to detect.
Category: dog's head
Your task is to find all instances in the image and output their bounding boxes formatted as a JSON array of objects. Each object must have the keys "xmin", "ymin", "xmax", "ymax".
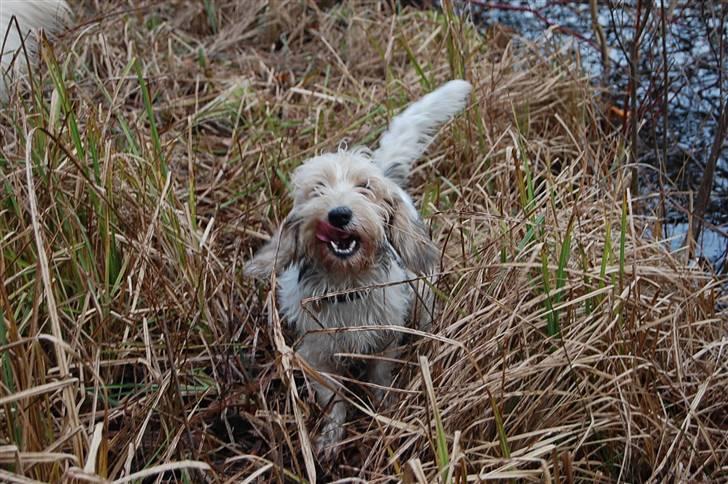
[
  {"xmin": 245, "ymin": 80, "xmax": 471, "ymax": 280},
  {"xmin": 244, "ymin": 149, "xmax": 437, "ymax": 278}
]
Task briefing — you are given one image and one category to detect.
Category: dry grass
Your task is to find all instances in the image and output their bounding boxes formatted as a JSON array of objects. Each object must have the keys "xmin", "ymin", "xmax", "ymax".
[{"xmin": 0, "ymin": 1, "xmax": 726, "ymax": 482}]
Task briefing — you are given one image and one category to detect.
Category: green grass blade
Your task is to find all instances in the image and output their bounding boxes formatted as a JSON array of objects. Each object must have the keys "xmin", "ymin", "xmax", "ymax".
[
  {"xmin": 619, "ymin": 194, "xmax": 628, "ymax": 289},
  {"xmin": 419, "ymin": 356, "xmax": 449, "ymax": 483},
  {"xmin": 134, "ymin": 59, "xmax": 166, "ymax": 176}
]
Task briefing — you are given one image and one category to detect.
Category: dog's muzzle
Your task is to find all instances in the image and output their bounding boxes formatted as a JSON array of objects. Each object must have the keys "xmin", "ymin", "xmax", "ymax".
[{"xmin": 315, "ymin": 220, "xmax": 360, "ymax": 259}]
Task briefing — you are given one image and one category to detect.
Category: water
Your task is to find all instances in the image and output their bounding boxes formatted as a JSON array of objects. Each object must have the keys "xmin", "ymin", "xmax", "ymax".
[{"xmin": 455, "ymin": 0, "xmax": 727, "ymax": 272}]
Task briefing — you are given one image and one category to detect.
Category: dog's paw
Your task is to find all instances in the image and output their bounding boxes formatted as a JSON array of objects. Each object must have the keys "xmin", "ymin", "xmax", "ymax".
[
  {"xmin": 372, "ymin": 386, "xmax": 393, "ymax": 408},
  {"xmin": 314, "ymin": 421, "xmax": 344, "ymax": 461}
]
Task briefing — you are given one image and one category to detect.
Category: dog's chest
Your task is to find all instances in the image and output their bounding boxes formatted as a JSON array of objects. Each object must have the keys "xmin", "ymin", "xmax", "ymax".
[{"xmin": 276, "ymin": 263, "xmax": 413, "ymax": 353}]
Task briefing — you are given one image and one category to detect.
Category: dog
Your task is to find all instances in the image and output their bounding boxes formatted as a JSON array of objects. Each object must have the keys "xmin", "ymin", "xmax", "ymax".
[
  {"xmin": 1, "ymin": 0, "xmax": 71, "ymax": 100},
  {"xmin": 246, "ymin": 79, "xmax": 471, "ymax": 457}
]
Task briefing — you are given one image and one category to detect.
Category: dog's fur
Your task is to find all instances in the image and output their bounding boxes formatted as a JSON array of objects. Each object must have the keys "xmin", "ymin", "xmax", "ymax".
[
  {"xmin": 1, "ymin": 0, "xmax": 71, "ymax": 100},
  {"xmin": 246, "ymin": 80, "xmax": 471, "ymax": 456}
]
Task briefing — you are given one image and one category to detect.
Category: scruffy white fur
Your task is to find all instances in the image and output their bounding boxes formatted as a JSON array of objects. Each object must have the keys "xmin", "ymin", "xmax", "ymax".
[
  {"xmin": 374, "ymin": 80, "xmax": 472, "ymax": 186},
  {"xmin": 1, "ymin": 0, "xmax": 71, "ymax": 99},
  {"xmin": 246, "ymin": 80, "xmax": 471, "ymax": 457}
]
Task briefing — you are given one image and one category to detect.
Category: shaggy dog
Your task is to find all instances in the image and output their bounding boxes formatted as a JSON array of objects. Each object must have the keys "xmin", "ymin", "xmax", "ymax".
[
  {"xmin": 1, "ymin": 0, "xmax": 71, "ymax": 99},
  {"xmin": 246, "ymin": 80, "xmax": 471, "ymax": 456}
]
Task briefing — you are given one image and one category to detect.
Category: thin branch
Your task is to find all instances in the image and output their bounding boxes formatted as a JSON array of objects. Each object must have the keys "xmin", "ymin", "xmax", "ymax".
[
  {"xmin": 689, "ymin": 100, "xmax": 728, "ymax": 248},
  {"xmin": 462, "ymin": 0, "xmax": 598, "ymax": 49}
]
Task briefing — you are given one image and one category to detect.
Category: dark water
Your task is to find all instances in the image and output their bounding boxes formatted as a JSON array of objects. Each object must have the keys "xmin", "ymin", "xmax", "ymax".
[{"xmin": 455, "ymin": 0, "xmax": 727, "ymax": 271}]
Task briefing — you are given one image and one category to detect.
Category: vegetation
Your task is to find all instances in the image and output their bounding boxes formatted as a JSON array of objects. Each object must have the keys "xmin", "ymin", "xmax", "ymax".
[{"xmin": 0, "ymin": 1, "xmax": 725, "ymax": 481}]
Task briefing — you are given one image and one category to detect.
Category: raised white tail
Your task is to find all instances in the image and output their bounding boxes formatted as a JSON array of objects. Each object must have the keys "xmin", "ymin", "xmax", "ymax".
[
  {"xmin": 1, "ymin": 0, "xmax": 71, "ymax": 99},
  {"xmin": 372, "ymin": 80, "xmax": 472, "ymax": 187}
]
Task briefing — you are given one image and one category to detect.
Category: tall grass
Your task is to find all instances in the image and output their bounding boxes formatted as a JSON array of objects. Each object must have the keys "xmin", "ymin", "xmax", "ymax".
[{"xmin": 0, "ymin": 1, "xmax": 725, "ymax": 482}]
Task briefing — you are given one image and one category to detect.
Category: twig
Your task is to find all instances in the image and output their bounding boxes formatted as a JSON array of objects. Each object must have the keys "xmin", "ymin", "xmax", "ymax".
[
  {"xmin": 589, "ymin": 0, "xmax": 609, "ymax": 79},
  {"xmin": 689, "ymin": 102, "xmax": 728, "ymax": 249},
  {"xmin": 658, "ymin": 0, "xmax": 669, "ymax": 240},
  {"xmin": 687, "ymin": 3, "xmax": 727, "ymax": 253},
  {"xmin": 462, "ymin": 0, "xmax": 598, "ymax": 50},
  {"xmin": 628, "ymin": 0, "xmax": 652, "ymax": 196}
]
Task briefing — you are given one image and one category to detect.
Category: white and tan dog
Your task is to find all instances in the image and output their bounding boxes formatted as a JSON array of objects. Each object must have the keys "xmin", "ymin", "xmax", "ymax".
[
  {"xmin": 246, "ymin": 80, "xmax": 471, "ymax": 456},
  {"xmin": 1, "ymin": 0, "xmax": 71, "ymax": 99}
]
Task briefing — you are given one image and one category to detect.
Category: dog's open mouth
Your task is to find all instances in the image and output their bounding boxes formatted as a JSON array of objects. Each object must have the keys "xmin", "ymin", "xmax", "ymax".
[{"xmin": 315, "ymin": 221, "xmax": 360, "ymax": 259}]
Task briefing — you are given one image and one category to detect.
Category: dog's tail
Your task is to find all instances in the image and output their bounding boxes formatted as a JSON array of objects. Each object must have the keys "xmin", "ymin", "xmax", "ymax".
[
  {"xmin": 1, "ymin": 0, "xmax": 71, "ymax": 100},
  {"xmin": 372, "ymin": 80, "xmax": 471, "ymax": 187}
]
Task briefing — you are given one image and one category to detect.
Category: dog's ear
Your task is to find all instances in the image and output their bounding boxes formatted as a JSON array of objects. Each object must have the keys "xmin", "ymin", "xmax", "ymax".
[
  {"xmin": 244, "ymin": 217, "xmax": 299, "ymax": 280},
  {"xmin": 387, "ymin": 189, "xmax": 438, "ymax": 275}
]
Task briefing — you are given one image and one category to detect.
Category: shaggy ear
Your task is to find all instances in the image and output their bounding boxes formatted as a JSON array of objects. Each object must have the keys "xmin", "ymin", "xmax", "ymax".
[
  {"xmin": 373, "ymin": 80, "xmax": 471, "ymax": 187},
  {"xmin": 244, "ymin": 217, "xmax": 299, "ymax": 280},
  {"xmin": 387, "ymin": 189, "xmax": 438, "ymax": 276}
]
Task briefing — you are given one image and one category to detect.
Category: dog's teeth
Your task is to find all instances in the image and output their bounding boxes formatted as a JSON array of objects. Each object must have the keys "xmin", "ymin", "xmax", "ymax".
[{"xmin": 329, "ymin": 238, "xmax": 358, "ymax": 256}]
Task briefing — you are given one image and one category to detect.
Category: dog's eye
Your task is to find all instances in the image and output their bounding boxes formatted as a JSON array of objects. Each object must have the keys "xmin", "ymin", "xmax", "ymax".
[
  {"xmin": 311, "ymin": 182, "xmax": 326, "ymax": 197},
  {"xmin": 356, "ymin": 181, "xmax": 371, "ymax": 192}
]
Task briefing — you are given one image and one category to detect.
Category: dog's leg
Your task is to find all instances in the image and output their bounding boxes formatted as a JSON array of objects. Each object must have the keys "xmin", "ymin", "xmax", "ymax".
[
  {"xmin": 367, "ymin": 345, "xmax": 400, "ymax": 406},
  {"xmin": 312, "ymin": 379, "xmax": 347, "ymax": 458},
  {"xmin": 298, "ymin": 339, "xmax": 347, "ymax": 459}
]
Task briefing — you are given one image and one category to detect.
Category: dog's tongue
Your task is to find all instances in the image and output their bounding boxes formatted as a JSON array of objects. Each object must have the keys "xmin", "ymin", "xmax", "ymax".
[{"xmin": 315, "ymin": 221, "xmax": 351, "ymax": 242}]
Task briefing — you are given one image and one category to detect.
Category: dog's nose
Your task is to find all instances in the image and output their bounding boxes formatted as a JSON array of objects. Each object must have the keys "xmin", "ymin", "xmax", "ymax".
[{"xmin": 328, "ymin": 206, "xmax": 352, "ymax": 228}]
